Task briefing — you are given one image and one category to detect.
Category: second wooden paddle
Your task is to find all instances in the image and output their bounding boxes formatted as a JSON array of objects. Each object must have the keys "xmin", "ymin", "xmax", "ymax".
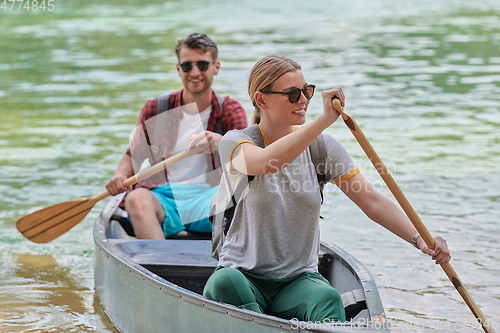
[{"xmin": 16, "ymin": 146, "xmax": 202, "ymax": 244}]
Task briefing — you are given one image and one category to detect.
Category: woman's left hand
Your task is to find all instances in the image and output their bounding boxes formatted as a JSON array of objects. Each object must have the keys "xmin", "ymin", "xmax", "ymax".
[{"xmin": 418, "ymin": 236, "xmax": 451, "ymax": 265}]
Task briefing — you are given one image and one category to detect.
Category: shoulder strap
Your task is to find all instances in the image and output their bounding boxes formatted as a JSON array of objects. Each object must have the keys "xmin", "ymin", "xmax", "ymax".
[
  {"xmin": 149, "ymin": 93, "xmax": 173, "ymax": 167},
  {"xmin": 309, "ymin": 133, "xmax": 327, "ymax": 204},
  {"xmin": 239, "ymin": 124, "xmax": 265, "ymax": 183},
  {"xmin": 216, "ymin": 94, "xmax": 224, "ymax": 109},
  {"xmin": 242, "ymin": 124, "xmax": 265, "ymax": 148},
  {"xmin": 221, "ymin": 171, "xmax": 248, "ymax": 235},
  {"xmin": 157, "ymin": 93, "xmax": 171, "ymax": 114},
  {"xmin": 157, "ymin": 92, "xmax": 223, "ymax": 113},
  {"xmin": 212, "ymin": 94, "xmax": 225, "ymax": 135},
  {"xmin": 218, "ymin": 125, "xmax": 262, "ymax": 234}
]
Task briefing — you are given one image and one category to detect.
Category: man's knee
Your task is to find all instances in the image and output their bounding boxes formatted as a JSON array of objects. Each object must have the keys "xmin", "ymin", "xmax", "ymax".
[{"xmin": 124, "ymin": 188, "xmax": 151, "ymax": 210}]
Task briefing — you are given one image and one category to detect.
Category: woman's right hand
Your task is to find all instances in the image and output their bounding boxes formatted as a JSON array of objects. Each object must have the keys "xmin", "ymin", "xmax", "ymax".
[
  {"xmin": 321, "ymin": 87, "xmax": 345, "ymax": 124},
  {"xmin": 105, "ymin": 175, "xmax": 128, "ymax": 196}
]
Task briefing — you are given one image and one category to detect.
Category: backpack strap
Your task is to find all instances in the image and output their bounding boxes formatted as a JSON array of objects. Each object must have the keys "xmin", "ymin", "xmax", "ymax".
[
  {"xmin": 219, "ymin": 125, "xmax": 261, "ymax": 235},
  {"xmin": 143, "ymin": 93, "xmax": 172, "ymax": 168},
  {"xmin": 157, "ymin": 93, "xmax": 171, "ymax": 114},
  {"xmin": 157, "ymin": 92, "xmax": 224, "ymax": 113},
  {"xmin": 309, "ymin": 133, "xmax": 327, "ymax": 204},
  {"xmin": 221, "ymin": 172, "xmax": 251, "ymax": 235},
  {"xmin": 208, "ymin": 94, "xmax": 226, "ymax": 135},
  {"xmin": 242, "ymin": 124, "xmax": 265, "ymax": 148},
  {"xmin": 216, "ymin": 94, "xmax": 224, "ymax": 109},
  {"xmin": 155, "ymin": 93, "xmax": 173, "ymax": 139},
  {"xmin": 134, "ymin": 93, "xmax": 171, "ymax": 169}
]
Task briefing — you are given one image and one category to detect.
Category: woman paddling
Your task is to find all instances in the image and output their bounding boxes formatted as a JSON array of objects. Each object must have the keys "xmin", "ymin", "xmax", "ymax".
[{"xmin": 203, "ymin": 55, "xmax": 451, "ymax": 323}]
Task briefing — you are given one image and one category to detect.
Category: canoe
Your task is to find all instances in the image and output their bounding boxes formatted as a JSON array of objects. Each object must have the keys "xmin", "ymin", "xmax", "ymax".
[{"xmin": 94, "ymin": 194, "xmax": 391, "ymax": 333}]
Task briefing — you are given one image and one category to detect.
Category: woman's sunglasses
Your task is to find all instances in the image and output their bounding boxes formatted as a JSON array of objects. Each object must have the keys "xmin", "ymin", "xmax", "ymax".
[
  {"xmin": 260, "ymin": 84, "xmax": 316, "ymax": 103},
  {"xmin": 179, "ymin": 61, "xmax": 215, "ymax": 73}
]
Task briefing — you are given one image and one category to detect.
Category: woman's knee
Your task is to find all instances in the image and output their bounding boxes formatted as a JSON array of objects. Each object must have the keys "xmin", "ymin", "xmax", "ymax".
[
  {"xmin": 204, "ymin": 268, "xmax": 245, "ymax": 300},
  {"xmin": 203, "ymin": 268, "xmax": 264, "ymax": 313},
  {"xmin": 310, "ymin": 287, "xmax": 345, "ymax": 322},
  {"xmin": 272, "ymin": 277, "xmax": 346, "ymax": 322},
  {"xmin": 318, "ymin": 287, "xmax": 343, "ymax": 306}
]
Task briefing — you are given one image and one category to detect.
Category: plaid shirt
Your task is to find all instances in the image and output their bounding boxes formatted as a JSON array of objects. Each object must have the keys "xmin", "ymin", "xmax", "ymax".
[{"xmin": 126, "ymin": 89, "xmax": 247, "ymax": 189}]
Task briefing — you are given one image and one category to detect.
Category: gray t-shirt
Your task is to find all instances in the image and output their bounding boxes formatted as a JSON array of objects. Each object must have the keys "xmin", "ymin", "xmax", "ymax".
[{"xmin": 217, "ymin": 128, "xmax": 357, "ymax": 279}]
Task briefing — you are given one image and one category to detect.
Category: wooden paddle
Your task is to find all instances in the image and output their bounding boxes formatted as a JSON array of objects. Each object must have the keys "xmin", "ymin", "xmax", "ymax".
[
  {"xmin": 331, "ymin": 99, "xmax": 494, "ymax": 333},
  {"xmin": 16, "ymin": 147, "xmax": 202, "ymax": 244}
]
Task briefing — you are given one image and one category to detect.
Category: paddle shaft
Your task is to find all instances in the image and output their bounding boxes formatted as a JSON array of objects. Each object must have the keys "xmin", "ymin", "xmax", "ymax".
[
  {"xmin": 91, "ymin": 147, "xmax": 202, "ymax": 202},
  {"xmin": 331, "ymin": 100, "xmax": 494, "ymax": 333}
]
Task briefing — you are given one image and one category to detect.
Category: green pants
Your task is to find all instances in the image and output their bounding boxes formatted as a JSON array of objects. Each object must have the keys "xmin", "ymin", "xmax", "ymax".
[{"xmin": 203, "ymin": 267, "xmax": 346, "ymax": 322}]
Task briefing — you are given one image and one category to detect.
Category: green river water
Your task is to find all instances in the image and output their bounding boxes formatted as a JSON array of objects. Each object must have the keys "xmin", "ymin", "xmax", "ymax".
[{"xmin": 1, "ymin": 0, "xmax": 499, "ymax": 332}]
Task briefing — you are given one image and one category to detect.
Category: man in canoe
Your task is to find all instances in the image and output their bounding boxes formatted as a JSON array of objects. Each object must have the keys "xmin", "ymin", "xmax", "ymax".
[
  {"xmin": 105, "ymin": 33, "xmax": 247, "ymax": 239},
  {"xmin": 204, "ymin": 55, "xmax": 451, "ymax": 322}
]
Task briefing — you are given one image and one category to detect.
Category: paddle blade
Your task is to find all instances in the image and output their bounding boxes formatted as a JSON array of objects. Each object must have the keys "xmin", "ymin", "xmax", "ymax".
[{"xmin": 16, "ymin": 197, "xmax": 98, "ymax": 243}]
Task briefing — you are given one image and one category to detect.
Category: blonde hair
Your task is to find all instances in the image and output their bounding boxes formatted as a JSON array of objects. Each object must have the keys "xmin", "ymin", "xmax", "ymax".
[{"xmin": 248, "ymin": 55, "xmax": 301, "ymax": 124}]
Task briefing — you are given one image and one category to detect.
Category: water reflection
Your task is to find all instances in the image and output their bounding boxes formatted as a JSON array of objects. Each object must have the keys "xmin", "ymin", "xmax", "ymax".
[{"xmin": 0, "ymin": 254, "xmax": 116, "ymax": 332}]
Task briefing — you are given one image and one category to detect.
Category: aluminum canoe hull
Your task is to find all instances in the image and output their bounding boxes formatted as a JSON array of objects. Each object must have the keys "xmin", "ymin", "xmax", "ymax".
[{"xmin": 93, "ymin": 196, "xmax": 390, "ymax": 333}]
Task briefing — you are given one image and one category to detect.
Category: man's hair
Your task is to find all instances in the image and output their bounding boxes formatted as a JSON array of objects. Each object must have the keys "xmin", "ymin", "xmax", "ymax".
[{"xmin": 175, "ymin": 33, "xmax": 218, "ymax": 61}]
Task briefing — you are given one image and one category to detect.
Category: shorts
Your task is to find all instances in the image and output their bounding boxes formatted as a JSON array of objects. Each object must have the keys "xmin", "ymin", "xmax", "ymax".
[{"xmin": 128, "ymin": 183, "xmax": 218, "ymax": 237}]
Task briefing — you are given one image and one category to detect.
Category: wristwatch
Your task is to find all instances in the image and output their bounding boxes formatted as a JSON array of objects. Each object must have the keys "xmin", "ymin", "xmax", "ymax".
[{"xmin": 411, "ymin": 233, "xmax": 421, "ymax": 249}]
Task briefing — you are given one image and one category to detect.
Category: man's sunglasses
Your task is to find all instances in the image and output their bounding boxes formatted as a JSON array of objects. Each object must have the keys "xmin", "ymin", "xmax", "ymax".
[
  {"xmin": 179, "ymin": 61, "xmax": 215, "ymax": 73},
  {"xmin": 260, "ymin": 84, "xmax": 316, "ymax": 103}
]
